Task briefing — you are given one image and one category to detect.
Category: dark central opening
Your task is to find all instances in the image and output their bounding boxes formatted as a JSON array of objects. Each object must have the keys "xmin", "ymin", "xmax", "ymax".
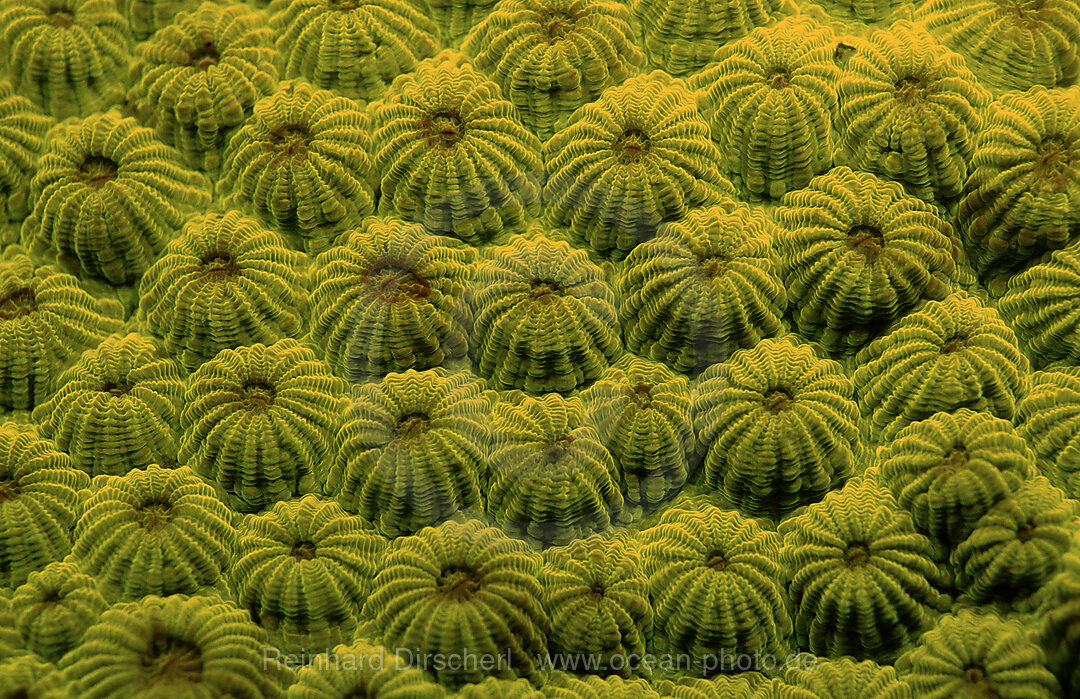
[
  {"xmin": 540, "ymin": 9, "xmax": 577, "ymax": 40},
  {"xmin": 944, "ymin": 445, "xmax": 968, "ymax": 469},
  {"xmin": 241, "ymin": 381, "xmax": 276, "ymax": 408},
  {"xmin": 136, "ymin": 498, "xmax": 173, "ymax": 530},
  {"xmin": 844, "ymin": 543, "xmax": 871, "ymax": 566},
  {"xmin": 79, "ymin": 155, "xmax": 118, "ymax": 186},
  {"xmin": 292, "ymin": 541, "xmax": 317, "ymax": 560},
  {"xmin": 101, "ymin": 380, "xmax": 131, "ymax": 397},
  {"xmin": 848, "ymin": 225, "xmax": 884, "ymax": 262},
  {"xmin": 367, "ymin": 262, "xmax": 431, "ymax": 302},
  {"xmin": 894, "ymin": 75, "xmax": 927, "ymax": 102},
  {"xmin": 1036, "ymin": 135, "xmax": 1072, "ymax": 186},
  {"xmin": 700, "ymin": 256, "xmax": 727, "ymax": 278},
  {"xmin": 961, "ymin": 665, "xmax": 990, "ymax": 691},
  {"xmin": 188, "ymin": 36, "xmax": 219, "ymax": 69},
  {"xmin": 270, "ymin": 124, "xmax": 311, "ymax": 156},
  {"xmin": 941, "ymin": 334, "xmax": 967, "ymax": 354},
  {"xmin": 588, "ymin": 585, "xmax": 605, "ymax": 600},
  {"xmin": 630, "ymin": 382, "xmax": 653, "ymax": 408},
  {"xmin": 423, "ymin": 109, "xmax": 465, "ymax": 147},
  {"xmin": 763, "ymin": 387, "xmax": 794, "ymax": 412},
  {"xmin": 706, "ymin": 552, "xmax": 727, "ymax": 570},
  {"xmin": 395, "ymin": 412, "xmax": 431, "ymax": 439},
  {"xmin": 329, "ymin": 0, "xmax": 359, "ymax": 9},
  {"xmin": 47, "ymin": 7, "xmax": 73, "ymax": 27},
  {"xmin": 1017, "ymin": 521, "xmax": 1035, "ymax": 542},
  {"xmin": 0, "ymin": 478, "xmax": 19, "ymax": 501},
  {"xmin": 614, "ymin": 128, "xmax": 651, "ymax": 164},
  {"xmin": 143, "ymin": 634, "xmax": 203, "ymax": 683},
  {"xmin": 765, "ymin": 68, "xmax": 790, "ymax": 88},
  {"xmin": 437, "ymin": 567, "xmax": 480, "ymax": 600},
  {"xmin": 529, "ymin": 279, "xmax": 562, "ymax": 302},
  {"xmin": 0, "ymin": 287, "xmax": 36, "ymax": 320},
  {"xmin": 201, "ymin": 250, "xmax": 241, "ymax": 277}
]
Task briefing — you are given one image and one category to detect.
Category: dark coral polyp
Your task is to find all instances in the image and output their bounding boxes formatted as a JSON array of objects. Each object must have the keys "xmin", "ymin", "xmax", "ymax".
[
  {"xmin": 1036, "ymin": 135, "xmax": 1073, "ymax": 183},
  {"xmin": 437, "ymin": 567, "xmax": 480, "ymax": 599},
  {"xmin": 765, "ymin": 68, "xmax": 791, "ymax": 88},
  {"xmin": 0, "ymin": 478, "xmax": 19, "ymax": 501},
  {"xmin": 614, "ymin": 128, "xmax": 651, "ymax": 163},
  {"xmin": 843, "ymin": 542, "xmax": 871, "ymax": 566},
  {"xmin": 136, "ymin": 498, "xmax": 173, "ymax": 530},
  {"xmin": 99, "ymin": 380, "xmax": 130, "ymax": 397},
  {"xmin": 893, "ymin": 75, "xmax": 927, "ymax": 101},
  {"xmin": 529, "ymin": 279, "xmax": 562, "ymax": 301},
  {"xmin": 541, "ymin": 9, "xmax": 577, "ymax": 39},
  {"xmin": 200, "ymin": 251, "xmax": 240, "ymax": 277},
  {"xmin": 705, "ymin": 552, "xmax": 728, "ymax": 570},
  {"xmin": 762, "ymin": 387, "xmax": 794, "ymax": 412},
  {"xmin": 187, "ymin": 38, "xmax": 219, "ymax": 69},
  {"xmin": 45, "ymin": 6, "xmax": 73, "ymax": 27},
  {"xmin": 422, "ymin": 110, "xmax": 465, "ymax": 147},
  {"xmin": 291, "ymin": 541, "xmax": 317, "ymax": 560},
  {"xmin": 269, "ymin": 124, "xmax": 311, "ymax": 155},
  {"xmin": 78, "ymin": 155, "xmax": 118, "ymax": 186},
  {"xmin": 240, "ymin": 381, "xmax": 276, "ymax": 408},
  {"xmin": 940, "ymin": 334, "xmax": 967, "ymax": 354},
  {"xmin": 394, "ymin": 412, "xmax": 431, "ymax": 439},
  {"xmin": 144, "ymin": 635, "xmax": 203, "ymax": 682},
  {"xmin": 0, "ymin": 288, "xmax": 36, "ymax": 320},
  {"xmin": 847, "ymin": 225, "xmax": 885, "ymax": 261}
]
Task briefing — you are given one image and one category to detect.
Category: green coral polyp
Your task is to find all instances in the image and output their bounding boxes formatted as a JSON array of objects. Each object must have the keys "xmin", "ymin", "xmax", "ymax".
[
  {"xmin": 138, "ymin": 210, "xmax": 309, "ymax": 372},
  {"xmin": 543, "ymin": 72, "xmax": 735, "ymax": 260},
  {"xmin": 1000, "ymin": 239, "xmax": 1080, "ymax": 367},
  {"xmin": 12, "ymin": 561, "xmax": 107, "ymax": 662},
  {"xmin": 471, "ymin": 233, "xmax": 621, "ymax": 394},
  {"xmin": 128, "ymin": 1, "xmax": 280, "ymax": 173},
  {"xmin": 327, "ymin": 368, "xmax": 489, "ymax": 537},
  {"xmin": 180, "ymin": 339, "xmax": 347, "ymax": 513},
  {"xmin": 374, "ymin": 51, "xmax": 543, "ymax": 246},
  {"xmin": 0, "ymin": 83, "xmax": 50, "ymax": 225},
  {"xmin": 307, "ymin": 216, "xmax": 474, "ymax": 381},
  {"xmin": 616, "ymin": 204, "xmax": 787, "ymax": 374}
]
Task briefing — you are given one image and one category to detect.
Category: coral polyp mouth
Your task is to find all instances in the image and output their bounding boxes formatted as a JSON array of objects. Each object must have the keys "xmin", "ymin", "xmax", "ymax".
[
  {"xmin": 847, "ymin": 224, "xmax": 885, "ymax": 261},
  {"xmin": 764, "ymin": 68, "xmax": 791, "ymax": 88},
  {"xmin": 201, "ymin": 250, "xmax": 241, "ymax": 277},
  {"xmin": 844, "ymin": 542, "xmax": 871, "ymax": 566},
  {"xmin": 894, "ymin": 75, "xmax": 928, "ymax": 102},
  {"xmin": 269, "ymin": 124, "xmax": 311, "ymax": 156},
  {"xmin": 528, "ymin": 279, "xmax": 562, "ymax": 302},
  {"xmin": 46, "ymin": 7, "xmax": 74, "ymax": 27},
  {"xmin": 328, "ymin": 0, "xmax": 360, "ymax": 10},
  {"xmin": 0, "ymin": 287, "xmax": 36, "ymax": 320},
  {"xmin": 0, "ymin": 477, "xmax": 19, "ymax": 501},
  {"xmin": 291, "ymin": 541, "xmax": 317, "ymax": 560},
  {"xmin": 79, "ymin": 155, "xmax": 119, "ymax": 186},
  {"xmin": 540, "ymin": 9, "xmax": 578, "ymax": 40},
  {"xmin": 630, "ymin": 382, "xmax": 654, "ymax": 408},
  {"xmin": 1036, "ymin": 135, "xmax": 1074, "ymax": 185},
  {"xmin": 423, "ymin": 109, "xmax": 465, "ymax": 147},
  {"xmin": 143, "ymin": 635, "xmax": 204, "ymax": 683},
  {"xmin": 100, "ymin": 380, "xmax": 131, "ymax": 397},
  {"xmin": 940, "ymin": 334, "xmax": 967, "ymax": 354},
  {"xmin": 762, "ymin": 387, "xmax": 794, "ymax": 412},
  {"xmin": 705, "ymin": 552, "xmax": 728, "ymax": 570},
  {"xmin": 437, "ymin": 566, "xmax": 480, "ymax": 599},
  {"xmin": 240, "ymin": 381, "xmax": 276, "ymax": 408},
  {"xmin": 188, "ymin": 38, "xmax": 219, "ymax": 70},
  {"xmin": 136, "ymin": 498, "xmax": 174, "ymax": 530},
  {"xmin": 366, "ymin": 262, "xmax": 432, "ymax": 302},
  {"xmin": 395, "ymin": 412, "xmax": 431, "ymax": 439},
  {"xmin": 614, "ymin": 128, "xmax": 651, "ymax": 164}
]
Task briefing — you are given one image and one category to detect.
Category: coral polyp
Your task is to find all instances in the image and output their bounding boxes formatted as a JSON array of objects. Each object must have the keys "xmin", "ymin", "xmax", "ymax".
[
  {"xmin": 1017, "ymin": 367, "xmax": 1080, "ymax": 499},
  {"xmin": 836, "ymin": 22, "xmax": 990, "ymax": 202},
  {"xmin": 121, "ymin": 0, "xmax": 198, "ymax": 41},
  {"xmin": 21, "ymin": 111, "xmax": 212, "ymax": 284},
  {"xmin": 543, "ymin": 72, "xmax": 735, "ymax": 260},
  {"xmin": 32, "ymin": 332, "xmax": 185, "ymax": 478},
  {"xmin": 137, "ymin": 210, "xmax": 309, "ymax": 372},
  {"xmin": 999, "ymin": 239, "xmax": 1080, "ymax": 368},
  {"xmin": 0, "ymin": 83, "xmax": 50, "ymax": 226},
  {"xmin": 218, "ymin": 79, "xmax": 376, "ymax": 254},
  {"xmin": 180, "ymin": 339, "xmax": 347, "ymax": 513},
  {"xmin": 307, "ymin": 216, "xmax": 474, "ymax": 381},
  {"xmin": 0, "ymin": 248, "xmax": 123, "ymax": 411},
  {"xmin": 692, "ymin": 336, "xmax": 860, "ymax": 519},
  {"xmin": 268, "ymin": 0, "xmax": 439, "ymax": 102},
  {"xmin": 327, "ymin": 368, "xmax": 490, "ymax": 537},
  {"xmin": 918, "ymin": 0, "xmax": 1080, "ymax": 91},
  {"xmin": 690, "ymin": 17, "xmax": 839, "ymax": 200},
  {"xmin": 774, "ymin": 167, "xmax": 959, "ymax": 356},
  {"xmin": 616, "ymin": 203, "xmax": 787, "ymax": 374},
  {"xmin": 462, "ymin": 0, "xmax": 643, "ymax": 141},
  {"xmin": 487, "ymin": 392, "xmax": 624, "ymax": 545},
  {"xmin": 128, "ymin": 1, "xmax": 279, "ymax": 173},
  {"xmin": 11, "ymin": 561, "xmax": 107, "ymax": 662},
  {"xmin": 471, "ymin": 233, "xmax": 621, "ymax": 394},
  {"xmin": 373, "ymin": 51, "xmax": 543, "ymax": 245},
  {"xmin": 0, "ymin": 0, "xmax": 129, "ymax": 119}
]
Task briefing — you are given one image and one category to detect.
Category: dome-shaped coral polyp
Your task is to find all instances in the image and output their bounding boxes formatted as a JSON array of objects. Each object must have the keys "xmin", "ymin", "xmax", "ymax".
[
  {"xmin": 21, "ymin": 110, "xmax": 211, "ymax": 284},
  {"xmin": 0, "ymin": 248, "xmax": 123, "ymax": 411},
  {"xmin": 875, "ymin": 409, "xmax": 1036, "ymax": 550},
  {"xmin": 0, "ymin": 422, "xmax": 88, "ymax": 588},
  {"xmin": 836, "ymin": 22, "xmax": 990, "ymax": 202},
  {"xmin": 327, "ymin": 368, "xmax": 490, "ymax": 537},
  {"xmin": 543, "ymin": 72, "xmax": 735, "ymax": 260},
  {"xmin": 582, "ymin": 356, "xmax": 693, "ymax": 508},
  {"xmin": 693, "ymin": 336, "xmax": 860, "ymax": 519},
  {"xmin": 128, "ymin": 1, "xmax": 279, "ymax": 173},
  {"xmin": 363, "ymin": 519, "xmax": 548, "ymax": 688},
  {"xmin": 853, "ymin": 292, "xmax": 1028, "ymax": 443},
  {"xmin": 307, "ymin": 216, "xmax": 474, "ymax": 381},
  {"xmin": 774, "ymin": 167, "xmax": 959, "ymax": 356},
  {"xmin": 779, "ymin": 478, "xmax": 952, "ymax": 662},
  {"xmin": 12, "ymin": 561, "xmax": 107, "ymax": 662},
  {"xmin": 71, "ymin": 464, "xmax": 238, "ymax": 601},
  {"xmin": 0, "ymin": 83, "xmax": 50, "ymax": 225},
  {"xmin": 32, "ymin": 333, "xmax": 184, "ymax": 478},
  {"xmin": 219, "ymin": 79, "xmax": 376, "ymax": 254},
  {"xmin": 1000, "ymin": 239, "xmax": 1080, "ymax": 368},
  {"xmin": 487, "ymin": 392, "xmax": 625, "ymax": 545},
  {"xmin": 462, "ymin": 0, "xmax": 643, "ymax": 141},
  {"xmin": 0, "ymin": 0, "xmax": 130, "ymax": 119},
  {"xmin": 230, "ymin": 495, "xmax": 386, "ymax": 655},
  {"xmin": 471, "ymin": 232, "xmax": 621, "ymax": 394},
  {"xmin": 640, "ymin": 501, "xmax": 791, "ymax": 675},
  {"xmin": 690, "ymin": 17, "xmax": 839, "ymax": 200},
  {"xmin": 373, "ymin": 50, "xmax": 543, "ymax": 246},
  {"xmin": 61, "ymin": 594, "xmax": 295, "ymax": 698},
  {"xmin": 180, "ymin": 339, "xmax": 346, "ymax": 513},
  {"xmin": 1017, "ymin": 367, "xmax": 1080, "ymax": 500},
  {"xmin": 269, "ymin": 0, "xmax": 439, "ymax": 102},
  {"xmin": 616, "ymin": 203, "xmax": 787, "ymax": 375},
  {"xmin": 138, "ymin": 210, "xmax": 309, "ymax": 373}
]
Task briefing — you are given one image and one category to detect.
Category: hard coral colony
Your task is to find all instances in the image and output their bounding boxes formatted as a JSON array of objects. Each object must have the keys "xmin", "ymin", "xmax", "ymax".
[{"xmin": 4, "ymin": 0, "xmax": 1080, "ymax": 696}]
